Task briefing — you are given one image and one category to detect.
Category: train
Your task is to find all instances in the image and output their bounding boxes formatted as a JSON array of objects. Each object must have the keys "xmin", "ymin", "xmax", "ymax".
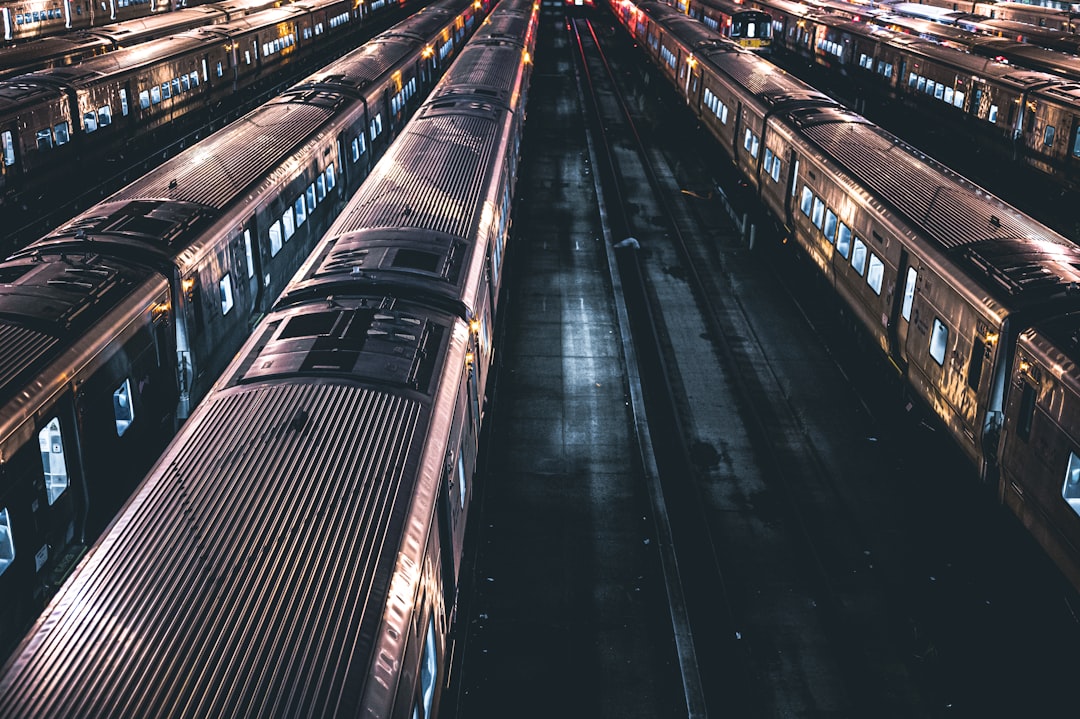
[
  {"xmin": 612, "ymin": 0, "xmax": 1080, "ymax": 593},
  {"xmin": 890, "ymin": 0, "xmax": 1080, "ymax": 31},
  {"xmin": 673, "ymin": 0, "xmax": 1080, "ymax": 193},
  {"xmin": 0, "ymin": 0, "xmax": 405, "ymax": 240},
  {"xmin": 0, "ymin": 0, "xmax": 176, "ymax": 42},
  {"xmin": 0, "ymin": 0, "xmax": 302, "ymax": 79},
  {"xmin": 0, "ymin": 0, "xmax": 490, "ymax": 661},
  {"xmin": 675, "ymin": 0, "xmax": 771, "ymax": 49},
  {"xmin": 0, "ymin": 0, "xmax": 537, "ymax": 713}
]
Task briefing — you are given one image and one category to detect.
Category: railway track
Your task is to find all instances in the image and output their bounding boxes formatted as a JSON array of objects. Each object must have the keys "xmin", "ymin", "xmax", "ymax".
[{"xmin": 570, "ymin": 7, "xmax": 1080, "ymax": 716}]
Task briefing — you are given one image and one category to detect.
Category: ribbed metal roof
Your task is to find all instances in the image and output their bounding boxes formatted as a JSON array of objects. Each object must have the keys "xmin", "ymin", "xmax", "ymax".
[
  {"xmin": 0, "ymin": 323, "xmax": 56, "ymax": 395},
  {"xmin": 0, "ymin": 381, "xmax": 425, "ymax": 718},
  {"xmin": 801, "ymin": 121, "xmax": 1062, "ymax": 250},
  {"xmin": 109, "ymin": 102, "xmax": 333, "ymax": 209},
  {"xmin": 333, "ymin": 113, "xmax": 495, "ymax": 239}
]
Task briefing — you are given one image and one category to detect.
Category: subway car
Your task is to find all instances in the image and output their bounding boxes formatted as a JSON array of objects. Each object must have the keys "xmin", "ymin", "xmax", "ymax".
[{"xmin": 0, "ymin": 0, "xmax": 537, "ymax": 715}]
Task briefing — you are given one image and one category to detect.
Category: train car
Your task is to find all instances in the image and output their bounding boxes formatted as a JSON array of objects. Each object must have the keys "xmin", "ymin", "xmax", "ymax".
[
  {"xmin": 612, "ymin": 0, "xmax": 1080, "ymax": 594},
  {"xmin": 682, "ymin": 0, "xmax": 1080, "ymax": 190},
  {"xmin": 0, "ymin": 0, "xmax": 175, "ymax": 42},
  {"xmin": 0, "ymin": 0, "xmax": 537, "ymax": 714},
  {"xmin": 0, "ymin": 0, "xmax": 306, "ymax": 79},
  {"xmin": 0, "ymin": 0, "xmax": 488, "ymax": 662},
  {"xmin": 0, "ymin": 0, "xmax": 395, "ymax": 228},
  {"xmin": 675, "ymin": 0, "xmax": 772, "ymax": 50}
]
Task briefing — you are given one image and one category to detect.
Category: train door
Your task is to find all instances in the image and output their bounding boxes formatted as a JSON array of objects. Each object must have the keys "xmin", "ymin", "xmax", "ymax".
[{"xmin": 888, "ymin": 248, "xmax": 914, "ymax": 372}]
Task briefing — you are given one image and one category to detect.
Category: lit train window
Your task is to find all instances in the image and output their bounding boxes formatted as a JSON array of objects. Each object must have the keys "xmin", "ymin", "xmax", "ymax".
[
  {"xmin": 294, "ymin": 195, "xmax": 306, "ymax": 226},
  {"xmin": 457, "ymin": 452, "xmax": 466, "ymax": 508},
  {"xmin": 834, "ymin": 222, "xmax": 850, "ymax": 258},
  {"xmin": 219, "ymin": 274, "xmax": 233, "ymax": 315},
  {"xmin": 113, "ymin": 380, "xmax": 134, "ymax": 436},
  {"xmin": 269, "ymin": 221, "xmax": 283, "ymax": 257},
  {"xmin": 161, "ymin": 82, "xmax": 171, "ymax": 100},
  {"xmin": 39, "ymin": 418, "xmax": 68, "ymax": 504},
  {"xmin": 53, "ymin": 122, "xmax": 69, "ymax": 146},
  {"xmin": 0, "ymin": 508, "xmax": 13, "ymax": 577},
  {"xmin": 306, "ymin": 184, "xmax": 317, "ymax": 213},
  {"xmin": 244, "ymin": 230, "xmax": 254, "ymax": 278},
  {"xmin": 36, "ymin": 129, "xmax": 53, "ymax": 151},
  {"xmin": 989, "ymin": 105, "xmax": 998, "ymax": 123},
  {"xmin": 866, "ymin": 254, "xmax": 883, "ymax": 295},
  {"xmin": 140, "ymin": 90, "xmax": 150, "ymax": 110},
  {"xmin": 1063, "ymin": 453, "xmax": 1080, "ymax": 514},
  {"xmin": 98, "ymin": 106, "xmax": 111, "ymax": 127},
  {"xmin": 216, "ymin": 62, "xmax": 223, "ymax": 78},
  {"xmin": 120, "ymin": 89, "xmax": 129, "ymax": 116},
  {"xmin": 901, "ymin": 267, "xmax": 917, "ymax": 321},
  {"xmin": 851, "ymin": 239, "xmax": 867, "ymax": 276},
  {"xmin": 316, "ymin": 175, "xmax": 326, "ymax": 201},
  {"xmin": 952, "ymin": 90, "xmax": 964, "ymax": 108},
  {"xmin": 84, "ymin": 111, "xmax": 98, "ymax": 133},
  {"xmin": 325, "ymin": 165, "xmax": 335, "ymax": 191},
  {"xmin": 281, "ymin": 209, "xmax": 295, "ymax": 241},
  {"xmin": 171, "ymin": 78, "xmax": 180, "ymax": 97},
  {"xmin": 799, "ymin": 186, "xmax": 812, "ymax": 216},
  {"xmin": 2, "ymin": 131, "xmax": 13, "ymax": 166},
  {"xmin": 151, "ymin": 86, "xmax": 161, "ymax": 105},
  {"xmin": 811, "ymin": 197, "xmax": 824, "ymax": 230},
  {"xmin": 420, "ymin": 617, "xmax": 436, "ymax": 717},
  {"xmin": 182, "ymin": 75, "xmax": 190, "ymax": 92},
  {"xmin": 944, "ymin": 88, "xmax": 954, "ymax": 105},
  {"xmin": 1044, "ymin": 125, "xmax": 1055, "ymax": 147},
  {"xmin": 1073, "ymin": 128, "xmax": 1080, "ymax": 158},
  {"xmin": 929, "ymin": 319, "xmax": 948, "ymax": 366},
  {"xmin": 824, "ymin": 210, "xmax": 837, "ymax": 243}
]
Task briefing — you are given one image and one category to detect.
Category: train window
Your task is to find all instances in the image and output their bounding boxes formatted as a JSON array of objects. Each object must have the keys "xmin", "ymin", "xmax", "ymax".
[
  {"xmin": 860, "ymin": 54, "xmax": 872, "ymax": 70},
  {"xmin": 370, "ymin": 113, "xmax": 383, "ymax": 141},
  {"xmin": 53, "ymin": 122, "xmax": 69, "ymax": 146},
  {"xmin": 0, "ymin": 508, "xmax": 13, "ymax": 577},
  {"xmin": 944, "ymin": 88, "xmax": 954, "ymax": 106},
  {"xmin": 811, "ymin": 197, "xmax": 825, "ymax": 230},
  {"xmin": 244, "ymin": 51, "xmax": 251, "ymax": 65},
  {"xmin": 281, "ymin": 209, "xmax": 295, "ymax": 241},
  {"xmin": 172, "ymin": 78, "xmax": 181, "ymax": 97},
  {"xmin": 98, "ymin": 106, "xmax": 111, "ymax": 127},
  {"xmin": 908, "ymin": 72, "xmax": 918, "ymax": 87},
  {"xmin": 420, "ymin": 617, "xmax": 437, "ymax": 718},
  {"xmin": 929, "ymin": 319, "xmax": 948, "ymax": 366},
  {"xmin": 244, "ymin": 230, "xmax": 254, "ymax": 278},
  {"xmin": 770, "ymin": 155, "xmax": 781, "ymax": 183},
  {"xmin": 294, "ymin": 196, "xmax": 306, "ymax": 226},
  {"xmin": 39, "ymin": 418, "xmax": 68, "ymax": 504},
  {"xmin": 181, "ymin": 75, "xmax": 190, "ymax": 92},
  {"xmin": 316, "ymin": 175, "xmax": 326, "ymax": 201},
  {"xmin": 161, "ymin": 82, "xmax": 171, "ymax": 101},
  {"xmin": 917, "ymin": 77, "xmax": 926, "ymax": 92},
  {"xmin": 84, "ymin": 111, "xmax": 98, "ymax": 133},
  {"xmin": 190, "ymin": 71, "xmax": 199, "ymax": 88},
  {"xmin": 36, "ymin": 129, "xmax": 53, "ymax": 151},
  {"xmin": 1044, "ymin": 125, "xmax": 1055, "ymax": 147},
  {"xmin": 953, "ymin": 90, "xmax": 964, "ymax": 109},
  {"xmin": 269, "ymin": 221, "xmax": 283, "ymax": 257},
  {"xmin": 851, "ymin": 238, "xmax": 867, "ymax": 276},
  {"xmin": 350, "ymin": 137, "xmax": 362, "ymax": 162},
  {"xmin": 113, "ymin": 379, "xmax": 135, "ymax": 436},
  {"xmin": 140, "ymin": 90, "xmax": 150, "ymax": 110},
  {"xmin": 219, "ymin": 274, "xmax": 233, "ymax": 315},
  {"xmin": 1073, "ymin": 128, "xmax": 1080, "ymax": 158},
  {"xmin": 216, "ymin": 62, "xmax": 223, "ymax": 78},
  {"xmin": 325, "ymin": 165, "xmax": 335, "ymax": 191},
  {"xmin": 901, "ymin": 267, "xmax": 917, "ymax": 321},
  {"xmin": 1063, "ymin": 453, "xmax": 1080, "ymax": 513},
  {"xmin": 306, "ymin": 184, "xmax": 317, "ymax": 213},
  {"xmin": 866, "ymin": 254, "xmax": 883, "ymax": 295},
  {"xmin": 824, "ymin": 210, "xmax": 837, "ymax": 243},
  {"xmin": 989, "ymin": 104, "xmax": 999, "ymax": 124},
  {"xmin": 833, "ymin": 222, "xmax": 851, "ymax": 259},
  {"xmin": 457, "ymin": 452, "xmax": 466, "ymax": 508},
  {"xmin": 967, "ymin": 337, "xmax": 986, "ymax": 391},
  {"xmin": 799, "ymin": 186, "xmax": 813, "ymax": 217},
  {"xmin": 151, "ymin": 86, "xmax": 161, "ymax": 105},
  {"xmin": 2, "ymin": 131, "xmax": 13, "ymax": 166}
]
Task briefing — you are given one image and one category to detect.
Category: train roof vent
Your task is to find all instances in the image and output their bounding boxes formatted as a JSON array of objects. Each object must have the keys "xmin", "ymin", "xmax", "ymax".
[
  {"xmin": 392, "ymin": 248, "xmax": 441, "ymax": 273},
  {"xmin": 246, "ymin": 306, "xmax": 440, "ymax": 390},
  {"xmin": 322, "ymin": 247, "xmax": 370, "ymax": 273}
]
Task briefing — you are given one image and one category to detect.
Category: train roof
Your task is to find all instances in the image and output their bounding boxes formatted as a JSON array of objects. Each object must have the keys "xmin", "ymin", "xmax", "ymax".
[
  {"xmin": 0, "ymin": 301, "xmax": 460, "ymax": 716},
  {"xmin": 1021, "ymin": 312, "xmax": 1080, "ymax": 387}
]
